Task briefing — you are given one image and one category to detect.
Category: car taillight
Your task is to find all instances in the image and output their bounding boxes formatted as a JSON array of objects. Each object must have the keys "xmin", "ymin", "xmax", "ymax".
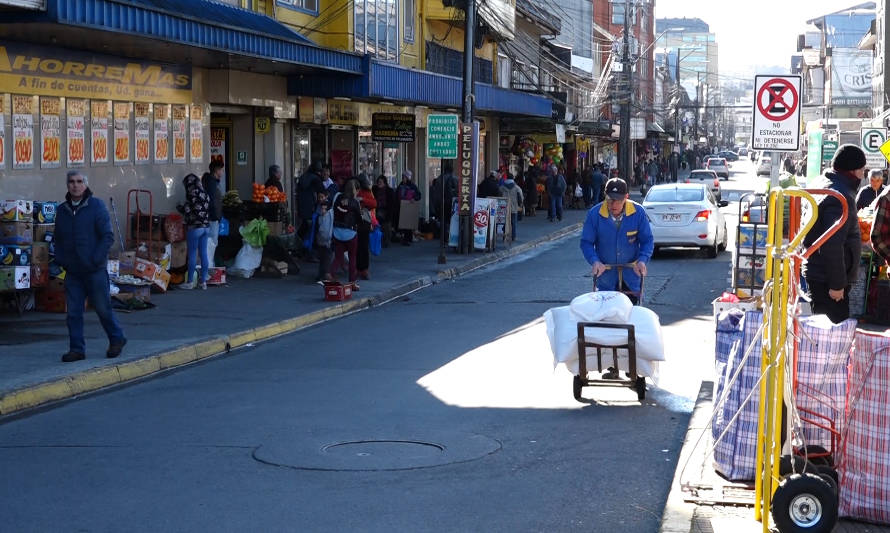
[
  {"xmin": 685, "ymin": 179, "xmax": 691, "ymax": 183},
  {"xmin": 695, "ymin": 210, "xmax": 710, "ymax": 222},
  {"xmin": 713, "ymin": 179, "xmax": 720, "ymax": 187}
]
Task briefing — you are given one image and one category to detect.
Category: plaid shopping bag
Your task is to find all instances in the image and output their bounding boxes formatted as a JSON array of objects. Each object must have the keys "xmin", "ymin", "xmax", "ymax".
[
  {"xmin": 713, "ymin": 311, "xmax": 763, "ymax": 481},
  {"xmin": 795, "ymin": 316, "xmax": 856, "ymax": 451},
  {"xmin": 839, "ymin": 330, "xmax": 890, "ymax": 524}
]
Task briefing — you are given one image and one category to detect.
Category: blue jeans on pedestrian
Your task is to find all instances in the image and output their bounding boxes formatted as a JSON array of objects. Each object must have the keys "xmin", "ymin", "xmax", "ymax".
[
  {"xmin": 187, "ymin": 226, "xmax": 210, "ymax": 284},
  {"xmin": 549, "ymin": 194, "xmax": 564, "ymax": 220},
  {"xmin": 65, "ymin": 269, "xmax": 125, "ymax": 354}
]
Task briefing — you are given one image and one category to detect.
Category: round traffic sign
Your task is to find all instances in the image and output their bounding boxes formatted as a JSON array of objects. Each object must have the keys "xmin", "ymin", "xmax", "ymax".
[
  {"xmin": 862, "ymin": 129, "xmax": 885, "ymax": 153},
  {"xmin": 757, "ymin": 78, "xmax": 799, "ymax": 122}
]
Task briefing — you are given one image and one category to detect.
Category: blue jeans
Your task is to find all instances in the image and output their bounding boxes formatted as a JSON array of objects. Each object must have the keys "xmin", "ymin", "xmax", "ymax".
[
  {"xmin": 187, "ymin": 226, "xmax": 210, "ymax": 284},
  {"xmin": 65, "ymin": 269, "xmax": 125, "ymax": 354},
  {"xmin": 549, "ymin": 194, "xmax": 564, "ymax": 220}
]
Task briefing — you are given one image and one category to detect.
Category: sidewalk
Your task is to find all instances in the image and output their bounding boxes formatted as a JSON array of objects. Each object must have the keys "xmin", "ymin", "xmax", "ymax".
[
  {"xmin": 0, "ymin": 207, "xmax": 590, "ymax": 417},
  {"xmin": 659, "ymin": 383, "xmax": 890, "ymax": 533}
]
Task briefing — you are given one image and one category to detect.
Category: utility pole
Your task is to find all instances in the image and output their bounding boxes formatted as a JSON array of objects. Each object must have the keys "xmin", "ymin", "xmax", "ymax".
[
  {"xmin": 459, "ymin": 0, "xmax": 476, "ymax": 255},
  {"xmin": 674, "ymin": 50, "xmax": 681, "ymax": 156},
  {"xmin": 618, "ymin": 0, "xmax": 632, "ymax": 185}
]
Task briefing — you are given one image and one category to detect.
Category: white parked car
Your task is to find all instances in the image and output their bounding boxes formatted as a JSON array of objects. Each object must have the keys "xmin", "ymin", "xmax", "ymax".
[
  {"xmin": 643, "ymin": 183, "xmax": 728, "ymax": 258},
  {"xmin": 686, "ymin": 169, "xmax": 722, "ymax": 202},
  {"xmin": 756, "ymin": 155, "xmax": 772, "ymax": 176},
  {"xmin": 704, "ymin": 157, "xmax": 730, "ymax": 179}
]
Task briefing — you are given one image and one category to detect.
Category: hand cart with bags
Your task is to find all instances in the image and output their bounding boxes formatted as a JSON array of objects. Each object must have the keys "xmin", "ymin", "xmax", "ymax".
[{"xmin": 573, "ymin": 263, "xmax": 647, "ymax": 402}]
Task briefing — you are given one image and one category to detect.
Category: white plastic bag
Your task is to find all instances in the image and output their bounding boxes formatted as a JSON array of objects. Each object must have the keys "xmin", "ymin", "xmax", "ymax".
[
  {"xmin": 569, "ymin": 291, "xmax": 633, "ymax": 323},
  {"xmin": 229, "ymin": 244, "xmax": 262, "ymax": 278}
]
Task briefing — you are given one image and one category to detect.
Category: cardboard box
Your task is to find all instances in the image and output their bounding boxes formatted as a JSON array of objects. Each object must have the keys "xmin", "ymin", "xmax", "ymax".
[
  {"xmin": 30, "ymin": 262, "xmax": 49, "ymax": 287},
  {"xmin": 0, "ymin": 266, "xmax": 30, "ymax": 290},
  {"xmin": 738, "ymin": 224, "xmax": 768, "ymax": 252},
  {"xmin": 106, "ymin": 259, "xmax": 120, "ymax": 278},
  {"xmin": 134, "ymin": 258, "xmax": 158, "ymax": 282},
  {"xmin": 0, "ymin": 245, "xmax": 31, "ymax": 266},
  {"xmin": 118, "ymin": 251, "xmax": 136, "ymax": 276},
  {"xmin": 31, "ymin": 242, "xmax": 49, "ymax": 264},
  {"xmin": 735, "ymin": 267, "xmax": 767, "ymax": 288},
  {"xmin": 152, "ymin": 269, "xmax": 170, "ymax": 292},
  {"xmin": 47, "ymin": 277, "xmax": 66, "ymax": 291},
  {"xmin": 35, "ymin": 289, "xmax": 67, "ymax": 313},
  {"xmin": 0, "ymin": 200, "xmax": 33, "ymax": 222},
  {"xmin": 33, "ymin": 202, "xmax": 57, "ymax": 224},
  {"xmin": 170, "ymin": 240, "xmax": 187, "ymax": 269},
  {"xmin": 116, "ymin": 281, "xmax": 151, "ymax": 302},
  {"xmin": 207, "ymin": 266, "xmax": 226, "ymax": 285},
  {"xmin": 0, "ymin": 221, "xmax": 33, "ymax": 245},
  {"xmin": 34, "ymin": 223, "xmax": 54, "ymax": 243}
]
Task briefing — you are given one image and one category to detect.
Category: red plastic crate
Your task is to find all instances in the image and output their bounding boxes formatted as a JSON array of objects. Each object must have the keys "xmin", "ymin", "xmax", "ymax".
[{"xmin": 322, "ymin": 281, "xmax": 353, "ymax": 301}]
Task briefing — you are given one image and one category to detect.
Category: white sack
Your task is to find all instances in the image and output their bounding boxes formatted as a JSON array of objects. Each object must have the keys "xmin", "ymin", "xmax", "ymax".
[
  {"xmin": 544, "ymin": 306, "xmax": 579, "ymax": 363},
  {"xmin": 569, "ymin": 291, "xmax": 633, "ymax": 323}
]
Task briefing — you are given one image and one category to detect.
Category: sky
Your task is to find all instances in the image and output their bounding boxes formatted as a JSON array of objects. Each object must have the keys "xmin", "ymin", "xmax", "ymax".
[{"xmin": 654, "ymin": 0, "xmax": 865, "ymax": 78}]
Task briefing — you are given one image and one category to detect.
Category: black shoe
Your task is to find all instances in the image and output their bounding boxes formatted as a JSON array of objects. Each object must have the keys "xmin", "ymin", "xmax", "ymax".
[
  {"xmin": 62, "ymin": 351, "xmax": 85, "ymax": 363},
  {"xmin": 601, "ymin": 367, "xmax": 619, "ymax": 380},
  {"xmin": 107, "ymin": 338, "xmax": 127, "ymax": 358}
]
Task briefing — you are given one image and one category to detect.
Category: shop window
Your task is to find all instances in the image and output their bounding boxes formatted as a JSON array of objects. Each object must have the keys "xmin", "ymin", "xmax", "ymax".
[
  {"xmin": 497, "ymin": 53, "xmax": 511, "ymax": 89},
  {"xmin": 277, "ymin": 0, "xmax": 318, "ymax": 15}
]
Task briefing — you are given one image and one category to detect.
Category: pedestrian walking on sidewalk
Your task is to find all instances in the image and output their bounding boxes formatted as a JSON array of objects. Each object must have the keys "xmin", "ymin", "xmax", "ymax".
[
  {"xmin": 180, "ymin": 173, "xmax": 211, "ymax": 290},
  {"xmin": 591, "ymin": 164, "xmax": 606, "ymax": 206},
  {"xmin": 546, "ymin": 164, "xmax": 566, "ymax": 221},
  {"xmin": 202, "ymin": 160, "xmax": 224, "ymax": 268},
  {"xmin": 580, "ymin": 177, "xmax": 654, "ymax": 305},
  {"xmin": 871, "ymin": 186, "xmax": 890, "ymax": 266},
  {"xmin": 314, "ymin": 191, "xmax": 334, "ymax": 282},
  {"xmin": 395, "ymin": 170, "xmax": 421, "ymax": 245},
  {"xmin": 54, "ymin": 171, "xmax": 126, "ymax": 363},
  {"xmin": 803, "ymin": 144, "xmax": 865, "ymax": 323},
  {"xmin": 524, "ymin": 165, "xmax": 540, "ymax": 216},
  {"xmin": 331, "ymin": 180, "xmax": 362, "ymax": 287},
  {"xmin": 373, "ymin": 175, "xmax": 396, "ymax": 247},
  {"xmin": 355, "ymin": 174, "xmax": 378, "ymax": 280},
  {"xmin": 499, "ymin": 173, "xmax": 524, "ymax": 241}
]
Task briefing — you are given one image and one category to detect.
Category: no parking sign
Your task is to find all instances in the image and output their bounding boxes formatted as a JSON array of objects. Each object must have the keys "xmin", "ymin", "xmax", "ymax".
[
  {"xmin": 861, "ymin": 128, "xmax": 887, "ymax": 168},
  {"xmin": 752, "ymin": 75, "xmax": 802, "ymax": 151}
]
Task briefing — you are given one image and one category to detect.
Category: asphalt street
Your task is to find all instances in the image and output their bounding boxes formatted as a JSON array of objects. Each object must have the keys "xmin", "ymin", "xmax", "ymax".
[{"xmin": 0, "ymin": 161, "xmax": 762, "ymax": 532}]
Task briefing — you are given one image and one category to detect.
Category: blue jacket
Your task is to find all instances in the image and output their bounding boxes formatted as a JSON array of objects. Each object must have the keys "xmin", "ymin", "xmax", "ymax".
[
  {"xmin": 54, "ymin": 189, "xmax": 115, "ymax": 274},
  {"xmin": 580, "ymin": 200, "xmax": 654, "ymax": 292}
]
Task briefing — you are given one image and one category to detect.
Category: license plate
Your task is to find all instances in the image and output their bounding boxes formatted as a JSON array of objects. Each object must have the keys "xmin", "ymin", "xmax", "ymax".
[{"xmin": 662, "ymin": 214, "xmax": 682, "ymax": 222}]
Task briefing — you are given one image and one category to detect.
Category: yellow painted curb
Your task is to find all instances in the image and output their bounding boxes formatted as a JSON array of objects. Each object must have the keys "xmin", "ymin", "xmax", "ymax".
[
  {"xmin": 227, "ymin": 330, "xmax": 257, "ymax": 349},
  {"xmin": 68, "ymin": 366, "xmax": 121, "ymax": 395},
  {"xmin": 117, "ymin": 357, "xmax": 162, "ymax": 382},
  {"xmin": 158, "ymin": 346, "xmax": 198, "ymax": 369},
  {"xmin": 194, "ymin": 338, "xmax": 227, "ymax": 360},
  {"xmin": 0, "ymin": 380, "xmax": 73, "ymax": 415}
]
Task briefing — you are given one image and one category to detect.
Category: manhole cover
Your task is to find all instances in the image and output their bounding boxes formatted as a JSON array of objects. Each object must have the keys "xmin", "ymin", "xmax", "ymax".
[
  {"xmin": 253, "ymin": 432, "xmax": 501, "ymax": 472},
  {"xmin": 323, "ymin": 440, "xmax": 444, "ymax": 459}
]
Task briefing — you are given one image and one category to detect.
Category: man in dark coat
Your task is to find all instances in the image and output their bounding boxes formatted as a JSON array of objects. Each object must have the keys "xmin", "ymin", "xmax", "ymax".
[
  {"xmin": 856, "ymin": 169, "xmax": 886, "ymax": 211},
  {"xmin": 297, "ymin": 160, "xmax": 325, "ymax": 249},
  {"xmin": 803, "ymin": 144, "xmax": 865, "ymax": 323},
  {"xmin": 54, "ymin": 171, "xmax": 126, "ymax": 362},
  {"xmin": 478, "ymin": 172, "xmax": 502, "ymax": 198}
]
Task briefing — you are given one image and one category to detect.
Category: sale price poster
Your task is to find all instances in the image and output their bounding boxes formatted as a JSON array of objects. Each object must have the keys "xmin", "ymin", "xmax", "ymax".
[
  {"xmin": 153, "ymin": 104, "xmax": 169, "ymax": 163},
  {"xmin": 90, "ymin": 100, "xmax": 109, "ymax": 165},
  {"xmin": 134, "ymin": 102, "xmax": 150, "ymax": 165},
  {"xmin": 189, "ymin": 104, "xmax": 203, "ymax": 164},
  {"xmin": 40, "ymin": 97, "xmax": 61, "ymax": 169},
  {"xmin": 13, "ymin": 95, "xmax": 34, "ymax": 170},
  {"xmin": 172, "ymin": 104, "xmax": 186, "ymax": 164},
  {"xmin": 113, "ymin": 102, "xmax": 131, "ymax": 165},
  {"xmin": 67, "ymin": 99, "xmax": 86, "ymax": 167}
]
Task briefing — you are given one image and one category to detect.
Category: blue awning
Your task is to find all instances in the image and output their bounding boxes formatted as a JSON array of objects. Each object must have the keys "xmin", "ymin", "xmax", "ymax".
[
  {"xmin": 290, "ymin": 59, "xmax": 553, "ymax": 118},
  {"xmin": 8, "ymin": 0, "xmax": 362, "ymax": 74}
]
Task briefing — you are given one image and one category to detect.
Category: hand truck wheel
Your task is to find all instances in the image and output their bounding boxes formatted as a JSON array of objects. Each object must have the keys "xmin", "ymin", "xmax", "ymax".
[
  {"xmin": 572, "ymin": 375, "xmax": 583, "ymax": 401},
  {"xmin": 770, "ymin": 473, "xmax": 838, "ymax": 533}
]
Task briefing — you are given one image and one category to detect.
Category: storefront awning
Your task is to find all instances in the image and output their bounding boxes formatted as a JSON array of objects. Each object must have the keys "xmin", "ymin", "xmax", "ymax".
[
  {"xmin": 3, "ymin": 0, "xmax": 363, "ymax": 75},
  {"xmin": 289, "ymin": 59, "xmax": 553, "ymax": 118}
]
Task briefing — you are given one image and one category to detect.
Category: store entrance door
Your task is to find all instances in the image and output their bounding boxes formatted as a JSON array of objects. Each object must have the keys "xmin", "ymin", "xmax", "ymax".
[{"xmin": 209, "ymin": 121, "xmax": 232, "ymax": 192}]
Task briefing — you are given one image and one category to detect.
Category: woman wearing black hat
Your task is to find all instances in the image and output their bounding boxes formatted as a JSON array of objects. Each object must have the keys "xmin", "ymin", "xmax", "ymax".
[{"xmin": 802, "ymin": 144, "xmax": 865, "ymax": 323}]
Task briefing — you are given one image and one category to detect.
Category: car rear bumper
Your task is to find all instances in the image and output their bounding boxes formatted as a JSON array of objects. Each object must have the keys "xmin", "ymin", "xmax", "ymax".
[{"xmin": 651, "ymin": 223, "xmax": 714, "ymax": 246}]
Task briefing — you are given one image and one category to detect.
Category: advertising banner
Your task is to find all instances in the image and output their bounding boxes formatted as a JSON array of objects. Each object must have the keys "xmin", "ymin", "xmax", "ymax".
[
  {"xmin": 113, "ymin": 102, "xmax": 130, "ymax": 165},
  {"xmin": 12, "ymin": 94, "xmax": 33, "ymax": 169},
  {"xmin": 457, "ymin": 121, "xmax": 480, "ymax": 216},
  {"xmin": 153, "ymin": 104, "xmax": 169, "ymax": 162},
  {"xmin": 831, "ymin": 49, "xmax": 872, "ymax": 107},
  {"xmin": 0, "ymin": 42, "xmax": 192, "ymax": 103},
  {"xmin": 134, "ymin": 102, "xmax": 150, "ymax": 164},
  {"xmin": 66, "ymin": 98, "xmax": 86, "ymax": 167},
  {"xmin": 39, "ymin": 96, "xmax": 61, "ymax": 168},
  {"xmin": 171, "ymin": 104, "xmax": 186, "ymax": 163},
  {"xmin": 90, "ymin": 100, "xmax": 109, "ymax": 164},
  {"xmin": 0, "ymin": 96, "xmax": 5, "ymax": 169},
  {"xmin": 210, "ymin": 127, "xmax": 225, "ymax": 168},
  {"xmin": 189, "ymin": 104, "xmax": 202, "ymax": 163}
]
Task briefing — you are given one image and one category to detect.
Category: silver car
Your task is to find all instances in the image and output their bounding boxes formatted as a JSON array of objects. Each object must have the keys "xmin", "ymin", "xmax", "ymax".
[
  {"xmin": 643, "ymin": 183, "xmax": 729, "ymax": 258},
  {"xmin": 704, "ymin": 157, "xmax": 730, "ymax": 179},
  {"xmin": 686, "ymin": 169, "xmax": 722, "ymax": 202}
]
